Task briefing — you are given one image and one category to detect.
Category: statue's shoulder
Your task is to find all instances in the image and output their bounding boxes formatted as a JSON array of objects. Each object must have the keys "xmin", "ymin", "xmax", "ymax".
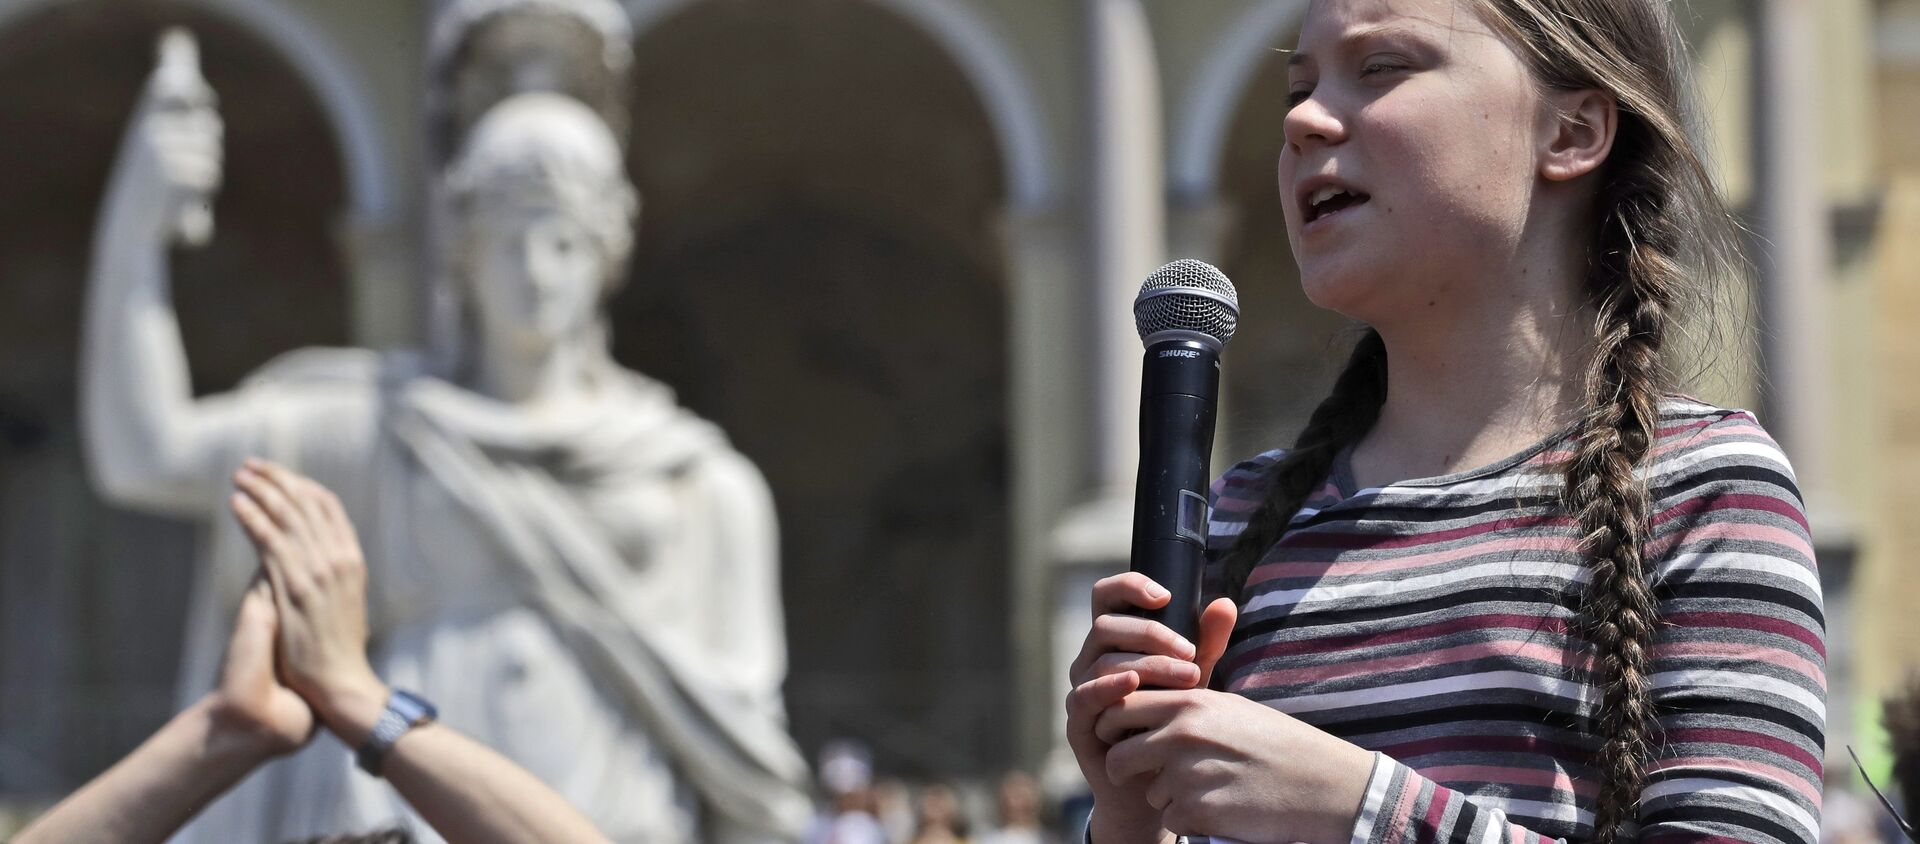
[{"xmin": 245, "ymin": 346, "xmax": 432, "ymax": 394}]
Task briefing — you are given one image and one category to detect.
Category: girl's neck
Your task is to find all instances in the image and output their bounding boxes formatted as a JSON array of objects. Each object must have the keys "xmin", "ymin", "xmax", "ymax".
[{"xmin": 1355, "ymin": 254, "xmax": 1595, "ymax": 487}]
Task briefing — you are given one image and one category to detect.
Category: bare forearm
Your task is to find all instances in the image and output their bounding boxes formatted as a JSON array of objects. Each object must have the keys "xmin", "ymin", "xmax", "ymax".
[
  {"xmin": 381, "ymin": 726, "xmax": 612, "ymax": 844},
  {"xmin": 14, "ymin": 697, "xmax": 271, "ymax": 844},
  {"xmin": 320, "ymin": 683, "xmax": 612, "ymax": 844}
]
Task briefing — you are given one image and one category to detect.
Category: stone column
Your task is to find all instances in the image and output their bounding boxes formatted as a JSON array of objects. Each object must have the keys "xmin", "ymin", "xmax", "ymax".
[
  {"xmin": 1086, "ymin": 0, "xmax": 1166, "ymax": 496},
  {"xmin": 1042, "ymin": 0, "xmax": 1167, "ymax": 795},
  {"xmin": 1752, "ymin": 0, "xmax": 1857, "ymax": 761},
  {"xmin": 1753, "ymin": 0, "xmax": 1835, "ymax": 494}
]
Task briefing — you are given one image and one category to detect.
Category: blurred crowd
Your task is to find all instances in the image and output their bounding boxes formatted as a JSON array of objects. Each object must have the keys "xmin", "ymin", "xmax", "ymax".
[{"xmin": 806, "ymin": 742, "xmax": 1058, "ymax": 844}]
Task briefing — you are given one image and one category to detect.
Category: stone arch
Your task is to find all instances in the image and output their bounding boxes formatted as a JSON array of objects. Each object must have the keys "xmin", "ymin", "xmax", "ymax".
[
  {"xmin": 612, "ymin": 0, "xmax": 1014, "ymax": 777},
  {"xmin": 626, "ymin": 0, "xmax": 1053, "ymax": 208},
  {"xmin": 0, "ymin": 1, "xmax": 351, "ymax": 789},
  {"xmin": 0, "ymin": 0, "xmax": 394, "ymax": 219},
  {"xmin": 1171, "ymin": 1, "xmax": 1307, "ymax": 201}
]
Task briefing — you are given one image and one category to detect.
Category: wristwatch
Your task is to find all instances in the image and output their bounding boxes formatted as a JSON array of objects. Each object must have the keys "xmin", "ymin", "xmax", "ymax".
[{"xmin": 355, "ymin": 689, "xmax": 437, "ymax": 777}]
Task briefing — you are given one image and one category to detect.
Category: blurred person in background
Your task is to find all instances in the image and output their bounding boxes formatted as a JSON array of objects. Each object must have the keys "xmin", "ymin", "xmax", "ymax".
[
  {"xmin": 975, "ymin": 772, "xmax": 1048, "ymax": 844},
  {"xmin": 908, "ymin": 784, "xmax": 969, "ymax": 844},
  {"xmin": 14, "ymin": 460, "xmax": 610, "ymax": 844},
  {"xmin": 807, "ymin": 741, "xmax": 887, "ymax": 844},
  {"xmin": 872, "ymin": 777, "xmax": 917, "ymax": 844}
]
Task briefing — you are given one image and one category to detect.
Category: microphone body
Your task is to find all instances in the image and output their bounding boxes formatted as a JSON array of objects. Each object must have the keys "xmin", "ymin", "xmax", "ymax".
[
  {"xmin": 1127, "ymin": 260, "xmax": 1238, "ymax": 643},
  {"xmin": 1130, "ymin": 335, "xmax": 1221, "ymax": 642}
]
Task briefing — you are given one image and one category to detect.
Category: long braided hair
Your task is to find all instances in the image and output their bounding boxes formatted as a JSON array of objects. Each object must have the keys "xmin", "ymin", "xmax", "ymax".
[{"xmin": 1219, "ymin": 3, "xmax": 1739, "ymax": 841}]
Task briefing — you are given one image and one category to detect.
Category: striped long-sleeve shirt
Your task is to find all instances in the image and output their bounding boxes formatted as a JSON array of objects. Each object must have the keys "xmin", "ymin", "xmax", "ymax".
[{"xmin": 1205, "ymin": 397, "xmax": 1825, "ymax": 844}]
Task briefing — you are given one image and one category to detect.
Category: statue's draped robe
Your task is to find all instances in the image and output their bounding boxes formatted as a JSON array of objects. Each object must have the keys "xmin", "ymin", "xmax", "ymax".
[{"xmin": 168, "ymin": 348, "xmax": 811, "ymax": 844}]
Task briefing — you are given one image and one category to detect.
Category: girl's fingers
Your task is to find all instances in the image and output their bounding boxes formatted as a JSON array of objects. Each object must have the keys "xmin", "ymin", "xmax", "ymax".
[
  {"xmin": 1092, "ymin": 690, "xmax": 1189, "ymax": 745},
  {"xmin": 1193, "ymin": 597, "xmax": 1240, "ymax": 685},
  {"xmin": 1083, "ymin": 652, "xmax": 1202, "ymax": 690},
  {"xmin": 1143, "ymin": 773, "xmax": 1172, "ymax": 814},
  {"xmin": 1066, "ymin": 670, "xmax": 1140, "ymax": 746},
  {"xmin": 1104, "ymin": 723, "xmax": 1171, "ymax": 786},
  {"xmin": 1070, "ymin": 614, "xmax": 1197, "ymax": 682},
  {"xmin": 1090, "ymin": 572, "xmax": 1173, "ymax": 618}
]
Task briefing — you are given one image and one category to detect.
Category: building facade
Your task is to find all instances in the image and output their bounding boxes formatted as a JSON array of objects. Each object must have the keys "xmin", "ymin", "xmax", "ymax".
[{"xmin": 0, "ymin": 0, "xmax": 1914, "ymax": 809}]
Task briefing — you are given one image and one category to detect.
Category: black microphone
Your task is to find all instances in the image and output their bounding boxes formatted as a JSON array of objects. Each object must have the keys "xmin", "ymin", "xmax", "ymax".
[{"xmin": 1129, "ymin": 259, "xmax": 1239, "ymax": 642}]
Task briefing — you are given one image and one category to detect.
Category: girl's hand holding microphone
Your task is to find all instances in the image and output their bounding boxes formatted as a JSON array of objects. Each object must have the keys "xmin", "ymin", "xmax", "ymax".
[
  {"xmin": 1064, "ymin": 572, "xmax": 1238, "ymax": 844},
  {"xmin": 1066, "ymin": 574, "xmax": 1371, "ymax": 844}
]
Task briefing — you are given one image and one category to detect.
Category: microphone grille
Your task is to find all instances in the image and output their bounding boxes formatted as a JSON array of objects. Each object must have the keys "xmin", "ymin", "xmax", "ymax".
[{"xmin": 1133, "ymin": 259, "xmax": 1239, "ymax": 346}]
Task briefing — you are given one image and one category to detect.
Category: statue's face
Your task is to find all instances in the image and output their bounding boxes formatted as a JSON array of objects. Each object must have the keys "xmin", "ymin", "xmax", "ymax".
[{"xmin": 465, "ymin": 202, "xmax": 603, "ymax": 354}]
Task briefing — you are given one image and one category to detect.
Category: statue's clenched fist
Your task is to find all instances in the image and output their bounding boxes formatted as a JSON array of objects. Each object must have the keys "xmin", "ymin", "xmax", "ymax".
[{"xmin": 132, "ymin": 28, "xmax": 223, "ymax": 245}]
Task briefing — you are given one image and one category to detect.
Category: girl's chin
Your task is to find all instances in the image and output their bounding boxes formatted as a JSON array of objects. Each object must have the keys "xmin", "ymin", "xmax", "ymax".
[{"xmin": 1297, "ymin": 264, "xmax": 1384, "ymax": 317}]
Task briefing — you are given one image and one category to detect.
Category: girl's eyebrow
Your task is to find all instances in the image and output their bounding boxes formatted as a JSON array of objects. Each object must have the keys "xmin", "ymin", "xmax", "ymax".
[{"xmin": 1288, "ymin": 22, "xmax": 1430, "ymax": 69}]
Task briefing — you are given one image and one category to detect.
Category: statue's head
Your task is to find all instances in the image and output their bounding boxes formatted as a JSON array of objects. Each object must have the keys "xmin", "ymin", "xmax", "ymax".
[
  {"xmin": 442, "ymin": 92, "xmax": 637, "ymax": 358},
  {"xmin": 427, "ymin": 0, "xmax": 632, "ymax": 166}
]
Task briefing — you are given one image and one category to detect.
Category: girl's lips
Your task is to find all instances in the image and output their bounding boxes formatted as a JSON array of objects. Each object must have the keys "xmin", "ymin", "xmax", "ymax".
[{"xmin": 1301, "ymin": 194, "xmax": 1370, "ymax": 235}]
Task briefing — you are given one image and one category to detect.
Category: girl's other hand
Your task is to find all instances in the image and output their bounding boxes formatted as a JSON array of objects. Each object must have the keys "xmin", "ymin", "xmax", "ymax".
[{"xmin": 1094, "ymin": 688, "xmax": 1374, "ymax": 844}]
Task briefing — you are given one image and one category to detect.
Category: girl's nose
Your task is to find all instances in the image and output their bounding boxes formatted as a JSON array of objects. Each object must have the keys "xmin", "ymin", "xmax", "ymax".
[{"xmin": 1283, "ymin": 92, "xmax": 1348, "ymax": 155}]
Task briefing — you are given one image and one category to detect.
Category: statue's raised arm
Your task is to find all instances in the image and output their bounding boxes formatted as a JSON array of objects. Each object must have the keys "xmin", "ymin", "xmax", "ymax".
[{"xmin": 82, "ymin": 29, "xmax": 256, "ymax": 515}]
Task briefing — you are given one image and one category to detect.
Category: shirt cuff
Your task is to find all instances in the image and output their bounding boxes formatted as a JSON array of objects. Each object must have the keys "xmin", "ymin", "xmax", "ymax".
[{"xmin": 1347, "ymin": 751, "xmax": 1401, "ymax": 844}]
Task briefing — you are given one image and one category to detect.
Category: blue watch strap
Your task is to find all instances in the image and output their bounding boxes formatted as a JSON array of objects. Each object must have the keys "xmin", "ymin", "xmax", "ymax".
[{"xmin": 355, "ymin": 689, "xmax": 437, "ymax": 776}]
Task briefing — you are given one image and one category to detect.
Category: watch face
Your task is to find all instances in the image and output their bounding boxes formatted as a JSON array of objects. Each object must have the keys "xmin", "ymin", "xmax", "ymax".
[{"xmin": 392, "ymin": 689, "xmax": 439, "ymax": 724}]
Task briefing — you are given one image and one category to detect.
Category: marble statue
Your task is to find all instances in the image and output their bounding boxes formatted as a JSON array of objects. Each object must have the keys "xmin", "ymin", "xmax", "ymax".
[{"xmin": 81, "ymin": 25, "xmax": 812, "ymax": 844}]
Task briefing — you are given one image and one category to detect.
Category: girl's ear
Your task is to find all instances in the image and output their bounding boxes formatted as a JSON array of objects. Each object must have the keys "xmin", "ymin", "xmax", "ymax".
[{"xmin": 1540, "ymin": 88, "xmax": 1618, "ymax": 182}]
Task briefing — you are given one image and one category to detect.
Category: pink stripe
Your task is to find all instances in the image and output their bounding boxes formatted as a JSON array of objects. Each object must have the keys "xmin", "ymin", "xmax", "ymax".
[
  {"xmin": 1644, "ymin": 835, "xmax": 1749, "ymax": 844},
  {"xmin": 1650, "ymin": 418, "xmax": 1758, "ymax": 454},
  {"xmin": 1380, "ymin": 734, "xmax": 1586, "ymax": 762},
  {"xmin": 1420, "ymin": 785, "xmax": 1447, "ymax": 843},
  {"xmin": 1664, "ymin": 612, "xmax": 1826, "ymax": 657},
  {"xmin": 1652, "ymin": 641, "xmax": 1824, "ymax": 690},
  {"xmin": 1414, "ymin": 764, "xmax": 1597, "ymax": 798},
  {"xmin": 1281, "ymin": 513, "xmax": 1571, "ymax": 552},
  {"xmin": 1252, "ymin": 534, "xmax": 1582, "ymax": 581},
  {"xmin": 1382, "ymin": 773, "xmax": 1420, "ymax": 844},
  {"xmin": 1237, "ymin": 639, "xmax": 1585, "ymax": 687},
  {"xmin": 1648, "ymin": 521, "xmax": 1814, "ymax": 560},
  {"xmin": 1657, "ymin": 417, "xmax": 1719, "ymax": 439},
  {"xmin": 1665, "ymin": 727, "xmax": 1823, "ymax": 773},
  {"xmin": 1229, "ymin": 614, "xmax": 1571, "ymax": 663},
  {"xmin": 1649, "ymin": 755, "xmax": 1822, "ymax": 804},
  {"xmin": 1654, "ymin": 493, "xmax": 1809, "ymax": 533}
]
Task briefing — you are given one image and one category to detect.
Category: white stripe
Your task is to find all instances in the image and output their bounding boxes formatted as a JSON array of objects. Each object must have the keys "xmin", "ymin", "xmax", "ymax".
[
  {"xmin": 1475, "ymin": 820, "xmax": 1502, "ymax": 844},
  {"xmin": 1641, "ymin": 778, "xmax": 1819, "ymax": 841},
  {"xmin": 1244, "ymin": 561, "xmax": 1588, "ymax": 614},
  {"xmin": 1651, "ymin": 669, "xmax": 1827, "ymax": 721},
  {"xmin": 1663, "ymin": 398, "xmax": 1725, "ymax": 415},
  {"xmin": 1658, "ymin": 551, "xmax": 1820, "ymax": 593},
  {"xmin": 1349, "ymin": 753, "xmax": 1394, "ymax": 844},
  {"xmin": 1267, "ymin": 670, "xmax": 1593, "ymax": 714},
  {"xmin": 1650, "ymin": 440, "xmax": 1798, "ymax": 485},
  {"xmin": 1473, "ymin": 797, "xmax": 1591, "ymax": 827}
]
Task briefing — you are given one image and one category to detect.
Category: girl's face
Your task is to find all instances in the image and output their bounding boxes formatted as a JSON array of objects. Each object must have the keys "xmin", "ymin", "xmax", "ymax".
[{"xmin": 1279, "ymin": 0, "xmax": 1548, "ymax": 323}]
